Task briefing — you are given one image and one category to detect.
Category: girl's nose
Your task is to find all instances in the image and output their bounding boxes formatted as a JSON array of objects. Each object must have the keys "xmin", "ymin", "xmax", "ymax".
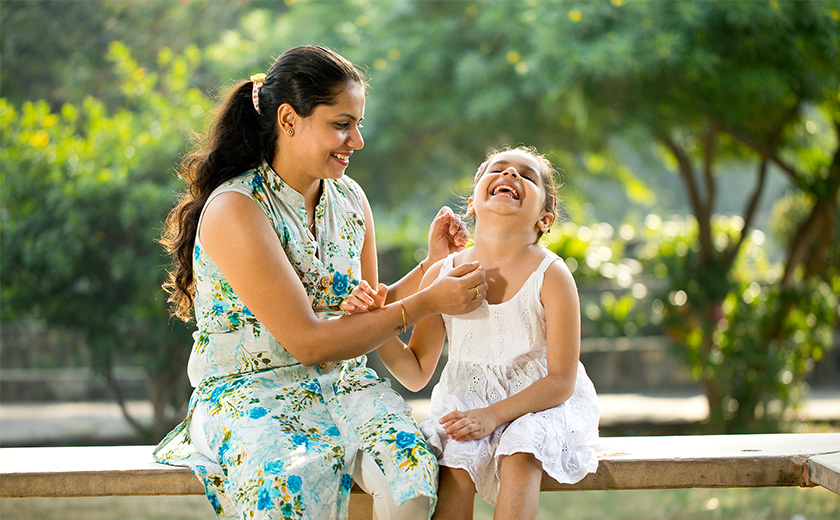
[{"xmin": 502, "ymin": 167, "xmax": 519, "ymax": 179}]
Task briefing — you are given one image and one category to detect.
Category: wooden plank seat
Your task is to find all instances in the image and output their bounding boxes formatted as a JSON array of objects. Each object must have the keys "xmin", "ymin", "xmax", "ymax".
[{"xmin": 2, "ymin": 433, "xmax": 838, "ymax": 518}]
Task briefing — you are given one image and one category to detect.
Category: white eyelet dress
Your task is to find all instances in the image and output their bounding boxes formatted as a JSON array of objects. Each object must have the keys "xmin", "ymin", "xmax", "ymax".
[
  {"xmin": 154, "ymin": 164, "xmax": 437, "ymax": 519},
  {"xmin": 420, "ymin": 252, "xmax": 601, "ymax": 506}
]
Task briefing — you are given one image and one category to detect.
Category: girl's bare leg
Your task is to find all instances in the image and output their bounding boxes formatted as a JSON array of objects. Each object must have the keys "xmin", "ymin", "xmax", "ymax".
[
  {"xmin": 432, "ymin": 467, "xmax": 476, "ymax": 520},
  {"xmin": 493, "ymin": 453, "xmax": 542, "ymax": 520}
]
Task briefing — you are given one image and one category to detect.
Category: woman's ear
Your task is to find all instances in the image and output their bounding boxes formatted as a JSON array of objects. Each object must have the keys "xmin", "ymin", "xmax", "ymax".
[{"xmin": 277, "ymin": 103, "xmax": 297, "ymax": 135}]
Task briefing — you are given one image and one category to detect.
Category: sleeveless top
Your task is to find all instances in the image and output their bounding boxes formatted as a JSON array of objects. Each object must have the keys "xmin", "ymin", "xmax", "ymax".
[
  {"xmin": 420, "ymin": 251, "xmax": 600, "ymax": 505},
  {"xmin": 154, "ymin": 164, "xmax": 437, "ymax": 520}
]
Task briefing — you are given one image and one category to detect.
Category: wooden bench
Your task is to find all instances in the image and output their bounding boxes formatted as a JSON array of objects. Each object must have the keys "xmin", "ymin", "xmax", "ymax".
[{"xmin": 2, "ymin": 433, "xmax": 838, "ymax": 518}]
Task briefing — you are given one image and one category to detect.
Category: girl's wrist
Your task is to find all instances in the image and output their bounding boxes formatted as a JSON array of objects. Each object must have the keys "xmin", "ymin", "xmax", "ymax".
[{"xmin": 418, "ymin": 258, "xmax": 428, "ymax": 278}]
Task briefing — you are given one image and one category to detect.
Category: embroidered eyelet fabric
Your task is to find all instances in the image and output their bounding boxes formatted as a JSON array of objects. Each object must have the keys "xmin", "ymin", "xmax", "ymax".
[
  {"xmin": 154, "ymin": 165, "xmax": 437, "ymax": 520},
  {"xmin": 420, "ymin": 252, "xmax": 601, "ymax": 506}
]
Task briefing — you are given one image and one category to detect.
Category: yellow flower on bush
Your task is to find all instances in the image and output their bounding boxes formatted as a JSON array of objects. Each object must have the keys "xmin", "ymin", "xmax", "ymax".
[{"xmin": 30, "ymin": 131, "xmax": 49, "ymax": 148}]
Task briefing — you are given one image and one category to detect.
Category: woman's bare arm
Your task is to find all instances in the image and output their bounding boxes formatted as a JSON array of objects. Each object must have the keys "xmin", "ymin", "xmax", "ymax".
[{"xmin": 200, "ymin": 192, "xmax": 484, "ymax": 366}]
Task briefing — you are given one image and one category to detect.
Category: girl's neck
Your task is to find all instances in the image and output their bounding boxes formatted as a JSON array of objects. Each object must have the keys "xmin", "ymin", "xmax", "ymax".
[{"xmin": 470, "ymin": 223, "xmax": 539, "ymax": 267}]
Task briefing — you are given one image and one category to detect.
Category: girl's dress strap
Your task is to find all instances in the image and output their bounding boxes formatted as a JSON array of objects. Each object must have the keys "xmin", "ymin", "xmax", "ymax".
[{"xmin": 535, "ymin": 251, "xmax": 561, "ymax": 277}]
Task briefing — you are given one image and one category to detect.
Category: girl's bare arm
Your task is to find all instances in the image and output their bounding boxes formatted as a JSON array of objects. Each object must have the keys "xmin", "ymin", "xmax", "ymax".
[
  {"xmin": 441, "ymin": 258, "xmax": 581, "ymax": 441},
  {"xmin": 376, "ymin": 261, "xmax": 449, "ymax": 392}
]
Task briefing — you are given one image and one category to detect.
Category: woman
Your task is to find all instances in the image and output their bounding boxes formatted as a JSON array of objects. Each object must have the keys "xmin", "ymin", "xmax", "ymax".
[{"xmin": 155, "ymin": 45, "xmax": 487, "ymax": 520}]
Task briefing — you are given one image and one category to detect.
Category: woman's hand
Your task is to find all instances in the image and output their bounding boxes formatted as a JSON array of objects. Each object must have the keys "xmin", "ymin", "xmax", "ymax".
[
  {"xmin": 422, "ymin": 261, "xmax": 487, "ymax": 316},
  {"xmin": 341, "ymin": 280, "xmax": 388, "ymax": 314},
  {"xmin": 425, "ymin": 206, "xmax": 469, "ymax": 267},
  {"xmin": 440, "ymin": 407, "xmax": 502, "ymax": 441}
]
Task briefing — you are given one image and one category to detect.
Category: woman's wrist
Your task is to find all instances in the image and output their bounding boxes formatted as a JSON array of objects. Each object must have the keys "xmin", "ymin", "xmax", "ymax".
[{"xmin": 401, "ymin": 290, "xmax": 432, "ymax": 328}]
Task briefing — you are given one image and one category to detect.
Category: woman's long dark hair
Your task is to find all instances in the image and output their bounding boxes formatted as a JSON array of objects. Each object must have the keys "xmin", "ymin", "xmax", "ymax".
[{"xmin": 160, "ymin": 45, "xmax": 367, "ymax": 321}]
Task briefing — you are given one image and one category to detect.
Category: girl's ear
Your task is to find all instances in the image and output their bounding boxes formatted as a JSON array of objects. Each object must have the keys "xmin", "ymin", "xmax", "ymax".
[
  {"xmin": 537, "ymin": 212, "xmax": 554, "ymax": 233},
  {"xmin": 466, "ymin": 198, "xmax": 475, "ymax": 217}
]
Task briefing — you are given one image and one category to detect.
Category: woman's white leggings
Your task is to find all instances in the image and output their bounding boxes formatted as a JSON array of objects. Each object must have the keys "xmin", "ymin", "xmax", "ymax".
[
  {"xmin": 190, "ymin": 404, "xmax": 431, "ymax": 520},
  {"xmin": 352, "ymin": 450, "xmax": 432, "ymax": 520}
]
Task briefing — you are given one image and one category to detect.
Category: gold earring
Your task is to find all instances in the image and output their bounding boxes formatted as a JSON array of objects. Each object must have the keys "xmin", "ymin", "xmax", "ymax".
[{"xmin": 287, "ymin": 128, "xmax": 294, "ymax": 136}]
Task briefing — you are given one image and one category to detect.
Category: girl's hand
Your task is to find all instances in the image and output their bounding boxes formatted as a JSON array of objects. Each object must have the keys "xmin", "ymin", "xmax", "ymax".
[
  {"xmin": 440, "ymin": 407, "xmax": 501, "ymax": 441},
  {"xmin": 426, "ymin": 206, "xmax": 470, "ymax": 266},
  {"xmin": 341, "ymin": 280, "xmax": 388, "ymax": 314}
]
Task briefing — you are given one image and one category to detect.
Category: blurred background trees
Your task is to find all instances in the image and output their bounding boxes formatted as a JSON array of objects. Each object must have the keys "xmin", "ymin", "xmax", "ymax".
[{"xmin": 2, "ymin": 0, "xmax": 838, "ymax": 438}]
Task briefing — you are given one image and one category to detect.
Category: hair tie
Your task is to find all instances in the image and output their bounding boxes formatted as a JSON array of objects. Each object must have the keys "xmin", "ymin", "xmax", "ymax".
[{"xmin": 250, "ymin": 73, "xmax": 266, "ymax": 114}]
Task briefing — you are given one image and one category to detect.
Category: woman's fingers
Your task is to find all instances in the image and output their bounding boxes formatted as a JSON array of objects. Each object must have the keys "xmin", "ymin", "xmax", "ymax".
[{"xmin": 428, "ymin": 206, "xmax": 471, "ymax": 261}]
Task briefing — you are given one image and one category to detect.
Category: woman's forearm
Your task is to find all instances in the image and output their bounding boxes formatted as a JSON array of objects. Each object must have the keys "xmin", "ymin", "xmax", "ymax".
[{"xmin": 286, "ymin": 290, "xmax": 435, "ymax": 366}]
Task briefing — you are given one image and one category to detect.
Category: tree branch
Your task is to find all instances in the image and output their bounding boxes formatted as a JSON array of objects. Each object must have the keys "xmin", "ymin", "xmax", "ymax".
[
  {"xmin": 659, "ymin": 133, "xmax": 713, "ymax": 265},
  {"xmin": 702, "ymin": 123, "xmax": 718, "ymax": 220},
  {"xmin": 724, "ymin": 159, "xmax": 768, "ymax": 271}
]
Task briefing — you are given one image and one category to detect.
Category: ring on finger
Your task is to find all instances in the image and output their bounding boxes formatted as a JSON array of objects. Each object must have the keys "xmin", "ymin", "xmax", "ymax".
[{"xmin": 473, "ymin": 287, "xmax": 481, "ymax": 300}]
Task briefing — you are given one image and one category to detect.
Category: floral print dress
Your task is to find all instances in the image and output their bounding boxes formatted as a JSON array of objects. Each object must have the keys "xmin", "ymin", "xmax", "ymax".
[{"xmin": 154, "ymin": 164, "xmax": 437, "ymax": 520}]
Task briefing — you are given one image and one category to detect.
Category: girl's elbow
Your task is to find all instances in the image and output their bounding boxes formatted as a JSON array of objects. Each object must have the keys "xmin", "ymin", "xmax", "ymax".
[
  {"xmin": 550, "ymin": 375, "xmax": 576, "ymax": 404},
  {"xmin": 403, "ymin": 379, "xmax": 427, "ymax": 393},
  {"xmin": 399, "ymin": 371, "xmax": 432, "ymax": 393}
]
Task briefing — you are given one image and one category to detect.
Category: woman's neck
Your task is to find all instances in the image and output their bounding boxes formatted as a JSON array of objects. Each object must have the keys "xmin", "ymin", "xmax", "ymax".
[{"xmin": 271, "ymin": 160, "xmax": 323, "ymax": 212}]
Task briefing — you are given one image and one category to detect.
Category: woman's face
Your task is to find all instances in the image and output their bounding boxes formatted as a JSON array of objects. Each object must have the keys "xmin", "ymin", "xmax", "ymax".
[{"xmin": 293, "ymin": 82, "xmax": 366, "ymax": 181}]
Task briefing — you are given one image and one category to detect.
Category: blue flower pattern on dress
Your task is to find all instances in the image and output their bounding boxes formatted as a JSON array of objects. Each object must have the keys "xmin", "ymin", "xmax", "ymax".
[{"xmin": 154, "ymin": 165, "xmax": 437, "ymax": 519}]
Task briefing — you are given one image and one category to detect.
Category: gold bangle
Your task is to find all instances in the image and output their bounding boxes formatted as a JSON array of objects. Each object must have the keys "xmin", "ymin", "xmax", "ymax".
[
  {"xmin": 398, "ymin": 299, "xmax": 408, "ymax": 333},
  {"xmin": 418, "ymin": 261, "xmax": 427, "ymax": 277}
]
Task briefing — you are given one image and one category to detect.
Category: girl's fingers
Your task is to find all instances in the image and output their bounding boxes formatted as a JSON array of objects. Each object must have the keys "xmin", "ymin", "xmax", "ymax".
[
  {"xmin": 341, "ymin": 295, "xmax": 366, "ymax": 313},
  {"xmin": 440, "ymin": 411, "xmax": 464, "ymax": 424}
]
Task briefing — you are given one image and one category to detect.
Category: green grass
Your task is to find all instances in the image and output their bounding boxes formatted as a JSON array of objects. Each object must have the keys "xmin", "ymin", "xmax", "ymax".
[{"xmin": 2, "ymin": 487, "xmax": 837, "ymax": 520}]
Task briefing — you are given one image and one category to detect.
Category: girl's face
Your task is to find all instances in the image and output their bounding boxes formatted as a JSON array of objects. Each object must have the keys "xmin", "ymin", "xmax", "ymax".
[
  {"xmin": 471, "ymin": 150, "xmax": 554, "ymax": 234},
  {"xmin": 286, "ymin": 82, "xmax": 366, "ymax": 181}
]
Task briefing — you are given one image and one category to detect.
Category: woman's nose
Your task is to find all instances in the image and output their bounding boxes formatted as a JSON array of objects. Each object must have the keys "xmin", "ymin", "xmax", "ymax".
[{"xmin": 348, "ymin": 127, "xmax": 364, "ymax": 150}]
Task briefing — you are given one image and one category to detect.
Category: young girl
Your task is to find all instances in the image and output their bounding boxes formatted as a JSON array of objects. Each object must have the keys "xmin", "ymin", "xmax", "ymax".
[{"xmin": 345, "ymin": 146, "xmax": 600, "ymax": 519}]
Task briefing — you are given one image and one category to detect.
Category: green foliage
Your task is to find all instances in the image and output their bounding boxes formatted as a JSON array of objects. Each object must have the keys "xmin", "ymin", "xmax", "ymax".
[
  {"xmin": 2, "ymin": 0, "xmax": 839, "ymax": 437},
  {"xmin": 634, "ymin": 215, "xmax": 838, "ymax": 432},
  {"xmin": 0, "ymin": 41, "xmax": 210, "ymax": 438}
]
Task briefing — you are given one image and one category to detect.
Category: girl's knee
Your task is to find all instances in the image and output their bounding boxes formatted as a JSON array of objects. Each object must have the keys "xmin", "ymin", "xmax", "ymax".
[
  {"xmin": 439, "ymin": 467, "xmax": 476, "ymax": 491},
  {"xmin": 498, "ymin": 453, "xmax": 542, "ymax": 478}
]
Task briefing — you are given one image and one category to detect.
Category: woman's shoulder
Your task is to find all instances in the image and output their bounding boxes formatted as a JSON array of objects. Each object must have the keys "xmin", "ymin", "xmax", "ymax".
[{"xmin": 213, "ymin": 169, "xmax": 261, "ymax": 197}]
